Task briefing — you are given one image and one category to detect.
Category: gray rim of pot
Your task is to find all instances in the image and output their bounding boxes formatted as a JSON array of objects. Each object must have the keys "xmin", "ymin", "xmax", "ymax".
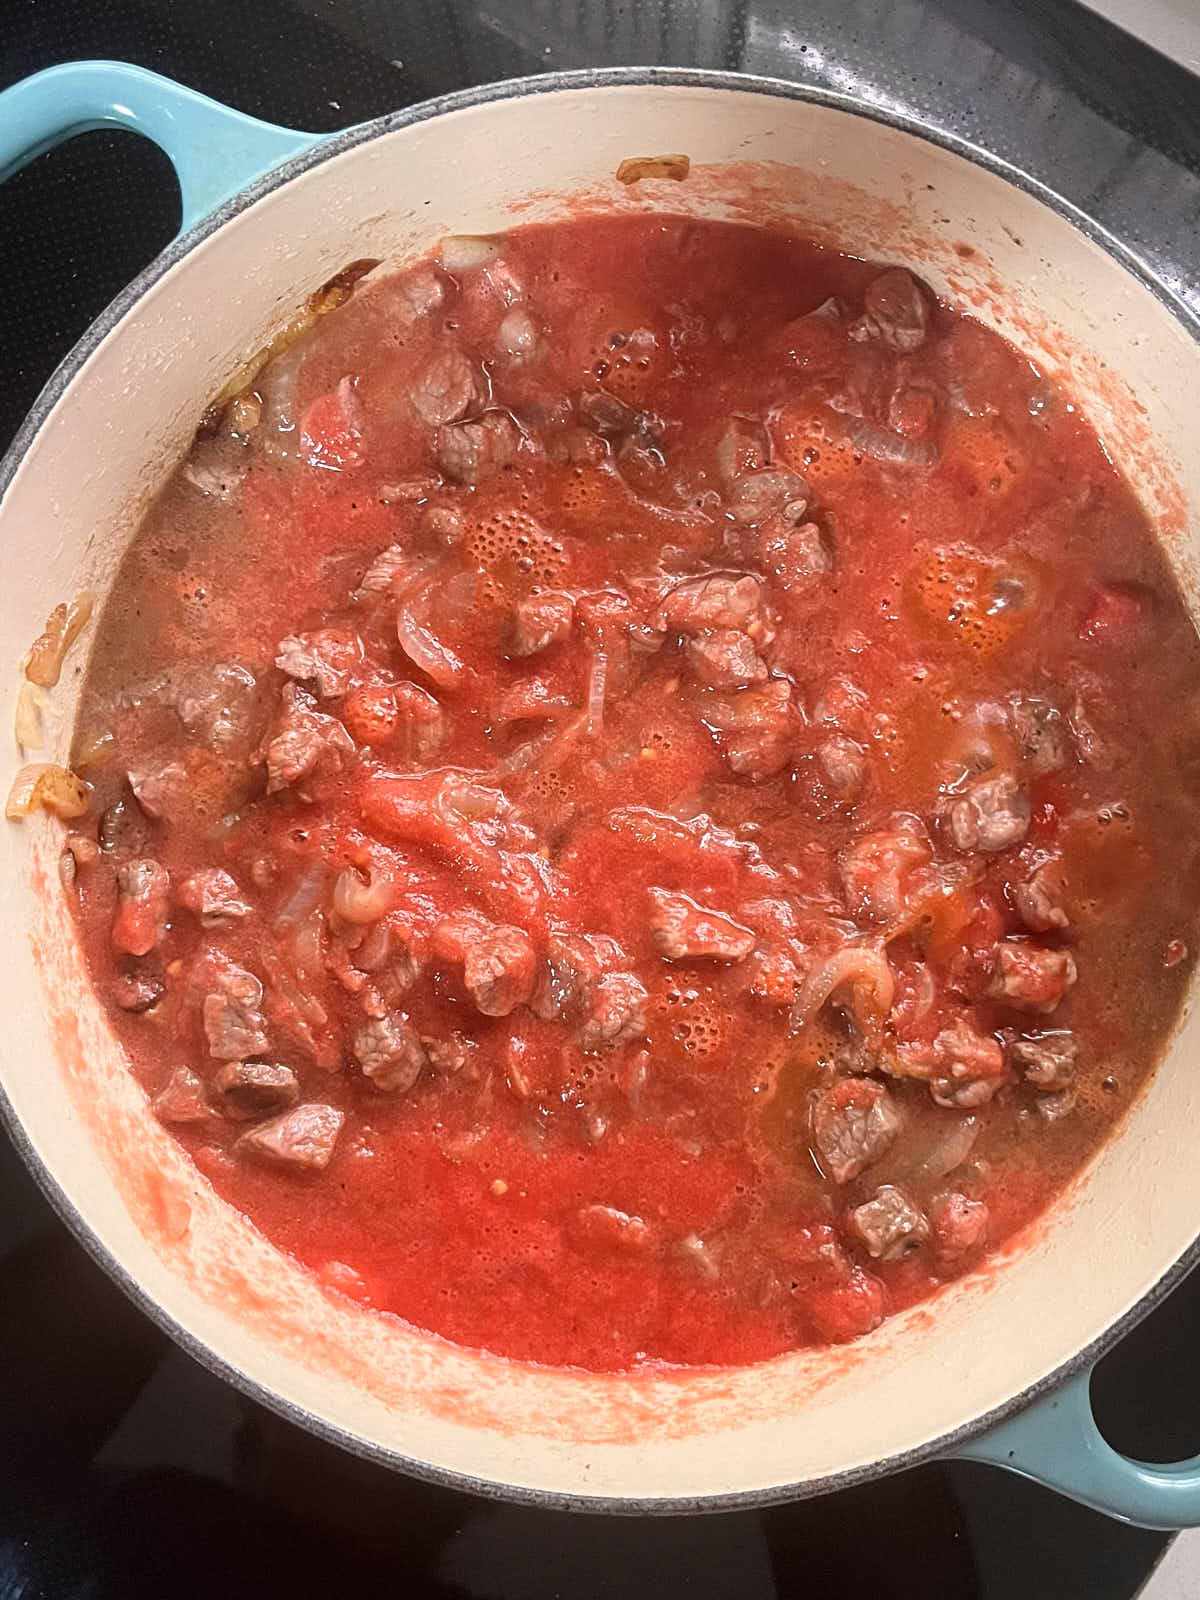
[{"xmin": 1, "ymin": 63, "xmax": 1198, "ymax": 1517}]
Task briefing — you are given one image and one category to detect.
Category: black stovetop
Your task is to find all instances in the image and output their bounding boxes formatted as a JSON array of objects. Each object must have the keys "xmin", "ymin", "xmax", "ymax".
[{"xmin": 3, "ymin": 2, "xmax": 1200, "ymax": 1595}]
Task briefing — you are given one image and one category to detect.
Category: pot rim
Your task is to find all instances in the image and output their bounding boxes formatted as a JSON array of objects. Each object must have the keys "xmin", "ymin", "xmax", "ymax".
[{"xmin": 2, "ymin": 62, "xmax": 1198, "ymax": 1515}]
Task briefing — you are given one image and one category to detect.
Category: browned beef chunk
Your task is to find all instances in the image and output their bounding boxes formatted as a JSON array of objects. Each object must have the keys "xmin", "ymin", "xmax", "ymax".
[
  {"xmin": 436, "ymin": 410, "xmax": 522, "ymax": 484},
  {"xmin": 946, "ymin": 773, "xmax": 1030, "ymax": 854},
  {"xmin": 202, "ymin": 956, "xmax": 270, "ymax": 1060},
  {"xmin": 410, "ymin": 346, "xmax": 486, "ymax": 426},
  {"xmin": 1012, "ymin": 1030, "xmax": 1078, "ymax": 1090},
  {"xmin": 849, "ymin": 268, "xmax": 930, "ymax": 353},
  {"xmin": 848, "ymin": 1185, "xmax": 930, "ymax": 1260},
  {"xmin": 153, "ymin": 1066, "xmax": 209, "ymax": 1125},
  {"xmin": 212, "ymin": 1061, "xmax": 300, "ymax": 1120},
  {"xmin": 177, "ymin": 868, "xmax": 251, "ymax": 928},
  {"xmin": 237, "ymin": 1103, "xmax": 344, "ymax": 1171},
  {"xmin": 353, "ymin": 1012, "xmax": 427, "ymax": 1092},
  {"xmin": 811, "ymin": 1078, "xmax": 902, "ymax": 1185},
  {"xmin": 988, "ymin": 943, "xmax": 1077, "ymax": 1013}
]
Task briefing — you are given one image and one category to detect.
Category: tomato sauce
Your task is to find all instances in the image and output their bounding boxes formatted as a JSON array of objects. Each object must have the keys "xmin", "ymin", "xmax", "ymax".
[{"xmin": 60, "ymin": 214, "xmax": 1200, "ymax": 1372}]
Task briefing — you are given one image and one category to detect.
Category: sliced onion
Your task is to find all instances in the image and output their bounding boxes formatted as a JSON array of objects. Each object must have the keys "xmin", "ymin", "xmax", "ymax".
[
  {"xmin": 26, "ymin": 593, "xmax": 95, "ymax": 688},
  {"xmin": 585, "ymin": 650, "xmax": 608, "ymax": 738},
  {"xmin": 260, "ymin": 943, "xmax": 328, "ymax": 1034},
  {"xmin": 790, "ymin": 942, "xmax": 894, "ymax": 1035},
  {"xmin": 6, "ymin": 762, "xmax": 89, "ymax": 821},
  {"xmin": 845, "ymin": 419, "xmax": 938, "ymax": 468},
  {"xmin": 397, "ymin": 604, "xmax": 465, "ymax": 688},
  {"xmin": 919, "ymin": 1115, "xmax": 981, "ymax": 1181},
  {"xmin": 292, "ymin": 909, "xmax": 326, "ymax": 979},
  {"xmin": 14, "ymin": 683, "xmax": 45, "ymax": 750},
  {"xmin": 353, "ymin": 921, "xmax": 392, "ymax": 971},
  {"xmin": 333, "ymin": 866, "xmax": 395, "ymax": 924},
  {"xmin": 438, "ymin": 234, "xmax": 504, "ymax": 273},
  {"xmin": 272, "ymin": 863, "xmax": 328, "ymax": 930}
]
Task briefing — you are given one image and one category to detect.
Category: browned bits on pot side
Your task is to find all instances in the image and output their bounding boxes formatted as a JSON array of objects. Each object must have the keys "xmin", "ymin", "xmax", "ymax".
[
  {"xmin": 616, "ymin": 154, "xmax": 691, "ymax": 185},
  {"xmin": 197, "ymin": 257, "xmax": 382, "ymax": 435}
]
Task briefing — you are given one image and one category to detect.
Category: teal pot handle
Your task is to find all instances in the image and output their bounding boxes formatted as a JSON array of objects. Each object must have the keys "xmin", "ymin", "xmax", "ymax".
[
  {"xmin": 954, "ymin": 1367, "xmax": 1200, "ymax": 1529},
  {"xmin": 0, "ymin": 59, "xmax": 322, "ymax": 232}
]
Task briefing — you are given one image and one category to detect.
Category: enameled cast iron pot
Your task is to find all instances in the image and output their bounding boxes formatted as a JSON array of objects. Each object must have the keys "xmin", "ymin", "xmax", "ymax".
[{"xmin": 1, "ymin": 59, "xmax": 1199, "ymax": 1527}]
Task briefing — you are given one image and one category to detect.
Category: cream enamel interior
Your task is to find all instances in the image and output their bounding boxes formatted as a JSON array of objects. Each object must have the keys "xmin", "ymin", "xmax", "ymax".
[{"xmin": 2, "ymin": 80, "xmax": 1198, "ymax": 1504}]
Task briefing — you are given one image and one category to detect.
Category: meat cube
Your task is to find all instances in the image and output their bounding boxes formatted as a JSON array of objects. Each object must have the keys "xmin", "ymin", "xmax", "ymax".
[
  {"xmin": 811, "ymin": 673, "xmax": 870, "ymax": 731},
  {"xmin": 264, "ymin": 683, "xmax": 355, "ymax": 793},
  {"xmin": 849, "ymin": 268, "xmax": 930, "ymax": 353},
  {"xmin": 353, "ymin": 1012, "xmax": 427, "ymax": 1092},
  {"xmin": 839, "ymin": 820, "xmax": 931, "ymax": 923},
  {"xmin": 423, "ymin": 1032, "xmax": 476, "ymax": 1075},
  {"xmin": 684, "ymin": 628, "xmax": 768, "ymax": 688},
  {"xmin": 511, "ymin": 590, "xmax": 574, "ymax": 657},
  {"xmin": 657, "ymin": 572, "xmax": 775, "ymax": 647},
  {"xmin": 212, "ymin": 1060, "xmax": 300, "ymax": 1120},
  {"xmin": 1009, "ymin": 696, "xmax": 1068, "ymax": 777},
  {"xmin": 725, "ymin": 467, "xmax": 808, "ymax": 525},
  {"xmin": 434, "ymin": 915, "xmax": 537, "ymax": 1017},
  {"xmin": 647, "ymin": 889, "xmax": 755, "ymax": 963},
  {"xmin": 177, "ymin": 867, "xmax": 251, "ymax": 928},
  {"xmin": 153, "ymin": 1066, "xmax": 209, "ymax": 1124},
  {"xmin": 811, "ymin": 1078, "xmax": 902, "ymax": 1184},
  {"xmin": 128, "ymin": 762, "xmax": 188, "ymax": 821},
  {"xmin": 818, "ymin": 734, "xmax": 867, "ymax": 798},
  {"xmin": 1013, "ymin": 863, "xmax": 1069, "ymax": 933},
  {"xmin": 464, "ymin": 925, "xmax": 537, "ymax": 1016},
  {"xmin": 578, "ymin": 971, "xmax": 648, "ymax": 1052},
  {"xmin": 714, "ymin": 416, "xmax": 770, "ymax": 483},
  {"xmin": 274, "ymin": 628, "xmax": 362, "ymax": 699},
  {"xmin": 848, "ymin": 1185, "xmax": 930, "ymax": 1260},
  {"xmin": 568, "ymin": 1203, "xmax": 652, "ymax": 1254},
  {"xmin": 946, "ymin": 773, "xmax": 1030, "ymax": 854},
  {"xmin": 436, "ymin": 410, "xmax": 522, "ymax": 484},
  {"xmin": 112, "ymin": 858, "xmax": 170, "ymax": 957},
  {"xmin": 202, "ymin": 956, "xmax": 270, "ymax": 1060},
  {"xmin": 756, "ymin": 517, "xmax": 831, "ymax": 590},
  {"xmin": 530, "ymin": 932, "xmax": 605, "ymax": 1021},
  {"xmin": 703, "ymin": 679, "xmax": 797, "ymax": 780},
  {"xmin": 237, "ymin": 1103, "xmax": 344, "ymax": 1171},
  {"xmin": 930, "ymin": 1191, "xmax": 989, "ymax": 1261},
  {"xmin": 1012, "ymin": 1030, "xmax": 1078, "ymax": 1090},
  {"xmin": 112, "ymin": 967, "xmax": 166, "ymax": 1013},
  {"xmin": 927, "ymin": 1018, "xmax": 1008, "ymax": 1108},
  {"xmin": 409, "ymin": 346, "xmax": 486, "ymax": 426},
  {"xmin": 988, "ymin": 943, "xmax": 1077, "ymax": 1014}
]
